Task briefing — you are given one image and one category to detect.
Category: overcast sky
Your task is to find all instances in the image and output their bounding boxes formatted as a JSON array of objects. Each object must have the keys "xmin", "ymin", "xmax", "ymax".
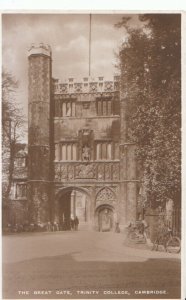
[{"xmin": 2, "ymin": 14, "xmax": 142, "ymax": 117}]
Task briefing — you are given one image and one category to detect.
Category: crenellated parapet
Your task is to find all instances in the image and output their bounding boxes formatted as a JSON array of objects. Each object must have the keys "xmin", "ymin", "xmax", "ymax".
[
  {"xmin": 28, "ymin": 43, "xmax": 52, "ymax": 57},
  {"xmin": 53, "ymin": 76, "xmax": 120, "ymax": 94}
]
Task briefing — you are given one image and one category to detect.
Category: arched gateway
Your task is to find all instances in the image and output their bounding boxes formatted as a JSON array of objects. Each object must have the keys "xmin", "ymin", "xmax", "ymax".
[
  {"xmin": 55, "ymin": 187, "xmax": 92, "ymax": 230},
  {"xmin": 27, "ymin": 44, "xmax": 138, "ymax": 231},
  {"xmin": 54, "ymin": 186, "xmax": 117, "ymax": 231}
]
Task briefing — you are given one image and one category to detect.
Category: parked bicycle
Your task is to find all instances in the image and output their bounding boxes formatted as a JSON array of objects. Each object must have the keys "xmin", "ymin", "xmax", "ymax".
[{"xmin": 152, "ymin": 224, "xmax": 181, "ymax": 253}]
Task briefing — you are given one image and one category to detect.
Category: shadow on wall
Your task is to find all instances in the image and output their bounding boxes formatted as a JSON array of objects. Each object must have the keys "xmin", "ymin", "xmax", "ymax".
[{"xmin": 106, "ymin": 119, "xmax": 120, "ymax": 140}]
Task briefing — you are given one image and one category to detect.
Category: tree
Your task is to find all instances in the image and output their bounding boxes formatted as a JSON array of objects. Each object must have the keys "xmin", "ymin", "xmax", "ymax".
[
  {"xmin": 117, "ymin": 14, "xmax": 181, "ymax": 209},
  {"xmin": 2, "ymin": 70, "xmax": 26, "ymax": 220}
]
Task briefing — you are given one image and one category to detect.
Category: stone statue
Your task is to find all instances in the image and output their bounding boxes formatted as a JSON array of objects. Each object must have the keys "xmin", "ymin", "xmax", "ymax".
[{"xmin": 82, "ymin": 145, "xmax": 90, "ymax": 161}]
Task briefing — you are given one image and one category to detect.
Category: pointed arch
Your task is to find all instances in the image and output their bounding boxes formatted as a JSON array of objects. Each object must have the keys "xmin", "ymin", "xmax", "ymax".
[{"xmin": 95, "ymin": 187, "xmax": 116, "ymax": 208}]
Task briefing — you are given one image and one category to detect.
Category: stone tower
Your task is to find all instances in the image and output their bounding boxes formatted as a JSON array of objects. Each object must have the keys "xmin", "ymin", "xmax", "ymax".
[{"xmin": 27, "ymin": 43, "xmax": 53, "ymax": 224}]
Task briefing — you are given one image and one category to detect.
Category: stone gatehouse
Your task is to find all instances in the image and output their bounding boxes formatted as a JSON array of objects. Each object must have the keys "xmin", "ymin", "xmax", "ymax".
[{"xmin": 11, "ymin": 43, "xmax": 139, "ymax": 231}]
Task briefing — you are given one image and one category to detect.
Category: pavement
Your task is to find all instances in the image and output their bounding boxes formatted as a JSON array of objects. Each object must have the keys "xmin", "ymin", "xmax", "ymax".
[{"xmin": 2, "ymin": 230, "xmax": 181, "ymax": 299}]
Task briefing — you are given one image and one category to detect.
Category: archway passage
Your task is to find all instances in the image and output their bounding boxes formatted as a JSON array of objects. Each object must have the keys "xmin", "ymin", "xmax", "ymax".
[
  {"xmin": 97, "ymin": 205, "xmax": 114, "ymax": 232},
  {"xmin": 58, "ymin": 188, "xmax": 90, "ymax": 230}
]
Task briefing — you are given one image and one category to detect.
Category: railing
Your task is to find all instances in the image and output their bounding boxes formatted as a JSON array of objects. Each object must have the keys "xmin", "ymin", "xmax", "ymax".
[{"xmin": 172, "ymin": 207, "xmax": 181, "ymax": 236}]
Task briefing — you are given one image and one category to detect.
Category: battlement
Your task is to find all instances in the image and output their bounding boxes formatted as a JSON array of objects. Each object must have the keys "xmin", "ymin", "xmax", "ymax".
[
  {"xmin": 28, "ymin": 43, "xmax": 52, "ymax": 57},
  {"xmin": 53, "ymin": 75, "xmax": 120, "ymax": 94}
]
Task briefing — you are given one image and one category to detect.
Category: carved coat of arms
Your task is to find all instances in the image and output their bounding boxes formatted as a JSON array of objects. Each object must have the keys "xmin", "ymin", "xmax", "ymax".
[{"xmin": 75, "ymin": 163, "xmax": 96, "ymax": 179}]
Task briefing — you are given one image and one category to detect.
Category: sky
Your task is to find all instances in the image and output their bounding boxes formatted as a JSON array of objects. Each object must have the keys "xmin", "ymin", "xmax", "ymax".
[{"xmin": 2, "ymin": 13, "xmax": 142, "ymax": 117}]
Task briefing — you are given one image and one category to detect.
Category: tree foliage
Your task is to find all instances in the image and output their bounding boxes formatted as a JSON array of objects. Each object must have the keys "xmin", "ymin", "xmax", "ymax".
[
  {"xmin": 2, "ymin": 70, "xmax": 25, "ymax": 206},
  {"xmin": 118, "ymin": 14, "xmax": 181, "ymax": 208}
]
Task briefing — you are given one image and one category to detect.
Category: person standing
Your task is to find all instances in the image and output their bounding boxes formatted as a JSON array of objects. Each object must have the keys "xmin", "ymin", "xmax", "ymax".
[
  {"xmin": 74, "ymin": 216, "xmax": 79, "ymax": 231},
  {"xmin": 70, "ymin": 217, "xmax": 75, "ymax": 230}
]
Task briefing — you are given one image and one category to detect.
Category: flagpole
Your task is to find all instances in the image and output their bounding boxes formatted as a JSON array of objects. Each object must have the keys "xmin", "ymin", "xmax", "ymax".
[{"xmin": 89, "ymin": 14, "xmax": 92, "ymax": 77}]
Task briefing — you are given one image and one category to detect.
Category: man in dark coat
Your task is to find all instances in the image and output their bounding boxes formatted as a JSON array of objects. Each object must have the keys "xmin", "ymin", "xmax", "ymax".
[
  {"xmin": 70, "ymin": 217, "xmax": 75, "ymax": 230},
  {"xmin": 74, "ymin": 216, "xmax": 79, "ymax": 231}
]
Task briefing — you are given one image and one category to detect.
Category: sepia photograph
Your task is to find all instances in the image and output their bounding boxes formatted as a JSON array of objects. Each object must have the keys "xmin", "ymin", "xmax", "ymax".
[{"xmin": 1, "ymin": 12, "xmax": 181, "ymax": 300}]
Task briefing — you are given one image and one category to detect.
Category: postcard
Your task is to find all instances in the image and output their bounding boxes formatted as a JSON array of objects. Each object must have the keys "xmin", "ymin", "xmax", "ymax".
[{"xmin": 1, "ymin": 10, "xmax": 182, "ymax": 300}]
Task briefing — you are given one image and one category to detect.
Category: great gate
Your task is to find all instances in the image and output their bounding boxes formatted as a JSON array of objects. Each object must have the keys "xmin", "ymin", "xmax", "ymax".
[{"xmin": 27, "ymin": 43, "xmax": 138, "ymax": 231}]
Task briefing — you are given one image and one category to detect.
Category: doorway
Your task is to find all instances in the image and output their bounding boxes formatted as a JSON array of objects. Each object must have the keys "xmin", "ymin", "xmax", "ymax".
[{"xmin": 97, "ymin": 206, "xmax": 114, "ymax": 232}]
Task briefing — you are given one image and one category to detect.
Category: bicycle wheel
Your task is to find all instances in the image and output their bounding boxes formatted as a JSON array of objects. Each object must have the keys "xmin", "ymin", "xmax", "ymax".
[{"xmin": 166, "ymin": 236, "xmax": 181, "ymax": 253}]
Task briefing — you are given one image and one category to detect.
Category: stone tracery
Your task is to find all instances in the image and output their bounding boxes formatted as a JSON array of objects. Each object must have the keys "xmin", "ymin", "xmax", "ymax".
[{"xmin": 96, "ymin": 187, "xmax": 116, "ymax": 205}]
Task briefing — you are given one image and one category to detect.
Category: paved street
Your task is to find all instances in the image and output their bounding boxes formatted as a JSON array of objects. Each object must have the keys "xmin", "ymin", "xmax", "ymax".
[{"xmin": 2, "ymin": 230, "xmax": 181, "ymax": 299}]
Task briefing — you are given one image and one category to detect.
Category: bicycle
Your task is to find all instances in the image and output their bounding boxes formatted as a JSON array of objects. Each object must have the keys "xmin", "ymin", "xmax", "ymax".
[
  {"xmin": 166, "ymin": 232, "xmax": 181, "ymax": 253},
  {"xmin": 152, "ymin": 226, "xmax": 181, "ymax": 253}
]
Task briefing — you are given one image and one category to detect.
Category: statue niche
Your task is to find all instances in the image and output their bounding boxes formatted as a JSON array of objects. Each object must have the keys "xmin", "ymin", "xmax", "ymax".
[
  {"xmin": 78, "ymin": 128, "xmax": 94, "ymax": 161},
  {"xmin": 82, "ymin": 145, "xmax": 90, "ymax": 161}
]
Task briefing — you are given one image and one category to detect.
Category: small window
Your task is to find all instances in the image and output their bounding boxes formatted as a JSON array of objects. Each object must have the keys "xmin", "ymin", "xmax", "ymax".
[
  {"xmin": 59, "ymin": 143, "xmax": 77, "ymax": 161},
  {"xmin": 97, "ymin": 100, "xmax": 102, "ymax": 116},
  {"xmin": 103, "ymin": 101, "xmax": 107, "ymax": 116},
  {"xmin": 95, "ymin": 142, "xmax": 119, "ymax": 160},
  {"xmin": 62, "ymin": 144, "xmax": 67, "ymax": 160},
  {"xmin": 96, "ymin": 144, "xmax": 101, "ymax": 160},
  {"xmin": 72, "ymin": 144, "xmax": 77, "ymax": 160},
  {"xmin": 102, "ymin": 143, "xmax": 107, "ymax": 159},
  {"xmin": 107, "ymin": 143, "xmax": 112, "ymax": 160},
  {"xmin": 66, "ymin": 103, "xmax": 71, "ymax": 116},
  {"xmin": 16, "ymin": 157, "xmax": 26, "ymax": 168},
  {"xmin": 72, "ymin": 102, "xmax": 76, "ymax": 116},
  {"xmin": 96, "ymin": 142, "xmax": 112, "ymax": 160},
  {"xmin": 67, "ymin": 144, "xmax": 71, "ymax": 160},
  {"xmin": 107, "ymin": 101, "xmax": 112, "ymax": 115},
  {"xmin": 55, "ymin": 100, "xmax": 76, "ymax": 117},
  {"xmin": 62, "ymin": 102, "xmax": 66, "ymax": 116},
  {"xmin": 96, "ymin": 98, "xmax": 112, "ymax": 116},
  {"xmin": 16, "ymin": 184, "xmax": 27, "ymax": 199}
]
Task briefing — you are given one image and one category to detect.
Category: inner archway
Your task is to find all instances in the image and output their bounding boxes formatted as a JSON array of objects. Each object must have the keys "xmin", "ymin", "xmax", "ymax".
[{"xmin": 57, "ymin": 187, "xmax": 90, "ymax": 230}]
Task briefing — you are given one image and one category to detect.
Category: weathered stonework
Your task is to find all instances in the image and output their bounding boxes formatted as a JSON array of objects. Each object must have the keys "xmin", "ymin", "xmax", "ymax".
[
  {"xmin": 27, "ymin": 44, "xmax": 53, "ymax": 224},
  {"xmin": 25, "ymin": 44, "xmax": 138, "ymax": 229}
]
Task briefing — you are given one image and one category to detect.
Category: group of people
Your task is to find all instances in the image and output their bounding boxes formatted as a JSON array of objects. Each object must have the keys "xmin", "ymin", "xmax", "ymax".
[{"xmin": 4, "ymin": 216, "xmax": 80, "ymax": 234}]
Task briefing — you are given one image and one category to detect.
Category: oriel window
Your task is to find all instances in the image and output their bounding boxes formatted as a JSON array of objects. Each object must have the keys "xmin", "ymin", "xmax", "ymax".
[
  {"xmin": 55, "ymin": 143, "xmax": 77, "ymax": 161},
  {"xmin": 55, "ymin": 100, "xmax": 76, "ymax": 117},
  {"xmin": 97, "ymin": 98, "xmax": 112, "ymax": 116},
  {"xmin": 95, "ymin": 142, "xmax": 119, "ymax": 160}
]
